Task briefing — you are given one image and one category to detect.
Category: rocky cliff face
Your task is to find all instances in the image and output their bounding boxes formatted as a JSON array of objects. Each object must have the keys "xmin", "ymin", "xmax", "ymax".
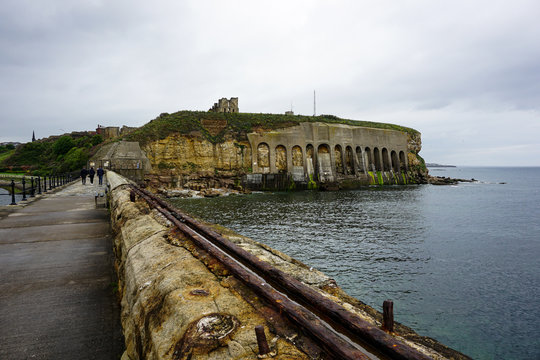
[
  {"xmin": 407, "ymin": 131, "xmax": 428, "ymax": 183},
  {"xmin": 143, "ymin": 133, "xmax": 251, "ymax": 190}
]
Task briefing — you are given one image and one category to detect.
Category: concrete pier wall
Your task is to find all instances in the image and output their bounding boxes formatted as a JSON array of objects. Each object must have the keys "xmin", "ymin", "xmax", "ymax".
[{"xmin": 107, "ymin": 172, "xmax": 468, "ymax": 360}]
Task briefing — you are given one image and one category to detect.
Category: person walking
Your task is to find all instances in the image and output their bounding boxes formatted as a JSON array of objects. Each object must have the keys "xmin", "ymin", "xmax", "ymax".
[
  {"xmin": 80, "ymin": 167, "xmax": 88, "ymax": 185},
  {"xmin": 88, "ymin": 167, "xmax": 96, "ymax": 184},
  {"xmin": 97, "ymin": 166, "xmax": 104, "ymax": 185}
]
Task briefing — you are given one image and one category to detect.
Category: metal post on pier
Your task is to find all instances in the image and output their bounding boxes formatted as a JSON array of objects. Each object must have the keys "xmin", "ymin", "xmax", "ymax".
[
  {"xmin": 21, "ymin": 177, "xmax": 27, "ymax": 201},
  {"xmin": 37, "ymin": 176, "xmax": 42, "ymax": 195},
  {"xmin": 10, "ymin": 179, "xmax": 16, "ymax": 205},
  {"xmin": 383, "ymin": 299, "xmax": 394, "ymax": 333},
  {"xmin": 30, "ymin": 177, "xmax": 35, "ymax": 197},
  {"xmin": 49, "ymin": 175, "xmax": 52, "ymax": 190},
  {"xmin": 43, "ymin": 176, "xmax": 47, "ymax": 193},
  {"xmin": 255, "ymin": 326, "xmax": 270, "ymax": 356}
]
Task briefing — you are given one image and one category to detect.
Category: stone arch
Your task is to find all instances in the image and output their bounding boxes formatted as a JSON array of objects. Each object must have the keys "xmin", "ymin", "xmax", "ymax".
[
  {"xmin": 257, "ymin": 143, "xmax": 270, "ymax": 173},
  {"xmin": 292, "ymin": 146, "xmax": 303, "ymax": 167},
  {"xmin": 334, "ymin": 145, "xmax": 344, "ymax": 174},
  {"xmin": 345, "ymin": 146, "xmax": 354, "ymax": 174},
  {"xmin": 275, "ymin": 145, "xmax": 287, "ymax": 173},
  {"xmin": 391, "ymin": 150, "xmax": 399, "ymax": 172},
  {"xmin": 399, "ymin": 151, "xmax": 407, "ymax": 171},
  {"xmin": 317, "ymin": 144, "xmax": 333, "ymax": 182},
  {"xmin": 306, "ymin": 144, "xmax": 315, "ymax": 175},
  {"xmin": 356, "ymin": 146, "xmax": 365, "ymax": 173},
  {"xmin": 365, "ymin": 147, "xmax": 373, "ymax": 171},
  {"xmin": 373, "ymin": 147, "xmax": 382, "ymax": 171},
  {"xmin": 382, "ymin": 148, "xmax": 390, "ymax": 171},
  {"xmin": 318, "ymin": 144, "xmax": 330, "ymax": 155}
]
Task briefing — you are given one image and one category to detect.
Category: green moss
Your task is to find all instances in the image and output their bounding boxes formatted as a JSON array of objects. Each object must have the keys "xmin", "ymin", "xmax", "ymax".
[
  {"xmin": 288, "ymin": 179, "xmax": 296, "ymax": 191},
  {"xmin": 307, "ymin": 174, "xmax": 318, "ymax": 189},
  {"xmin": 367, "ymin": 171, "xmax": 375, "ymax": 184},
  {"xmin": 377, "ymin": 171, "xmax": 384, "ymax": 185},
  {"xmin": 402, "ymin": 173, "xmax": 408, "ymax": 184}
]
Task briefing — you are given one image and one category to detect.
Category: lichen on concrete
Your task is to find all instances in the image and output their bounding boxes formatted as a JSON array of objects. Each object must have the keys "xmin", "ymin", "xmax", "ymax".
[{"xmin": 109, "ymin": 177, "xmax": 309, "ymax": 359}]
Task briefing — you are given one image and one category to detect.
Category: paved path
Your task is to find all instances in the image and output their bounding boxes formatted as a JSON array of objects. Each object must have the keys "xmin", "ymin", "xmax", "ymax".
[{"xmin": 0, "ymin": 179, "xmax": 123, "ymax": 359}]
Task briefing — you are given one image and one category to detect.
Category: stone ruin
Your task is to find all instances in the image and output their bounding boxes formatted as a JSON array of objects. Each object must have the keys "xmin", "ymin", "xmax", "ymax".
[
  {"xmin": 96, "ymin": 125, "xmax": 137, "ymax": 140},
  {"xmin": 209, "ymin": 97, "xmax": 239, "ymax": 113}
]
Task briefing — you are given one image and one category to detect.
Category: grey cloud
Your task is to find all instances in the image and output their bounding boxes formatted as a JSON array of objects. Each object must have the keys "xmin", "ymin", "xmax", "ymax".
[{"xmin": 1, "ymin": 0, "xmax": 540, "ymax": 165}]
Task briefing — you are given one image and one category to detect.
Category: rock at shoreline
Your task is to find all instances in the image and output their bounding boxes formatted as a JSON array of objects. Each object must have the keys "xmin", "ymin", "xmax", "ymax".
[{"xmin": 428, "ymin": 176, "xmax": 476, "ymax": 185}]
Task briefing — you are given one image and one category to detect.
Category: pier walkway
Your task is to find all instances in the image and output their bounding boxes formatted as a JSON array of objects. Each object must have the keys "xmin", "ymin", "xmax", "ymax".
[{"xmin": 0, "ymin": 180, "xmax": 123, "ymax": 359}]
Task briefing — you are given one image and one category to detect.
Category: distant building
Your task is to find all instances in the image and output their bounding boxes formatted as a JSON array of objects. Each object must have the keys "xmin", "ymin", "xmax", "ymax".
[
  {"xmin": 96, "ymin": 125, "xmax": 136, "ymax": 140},
  {"xmin": 285, "ymin": 110, "xmax": 294, "ymax": 115},
  {"xmin": 209, "ymin": 97, "xmax": 239, "ymax": 113},
  {"xmin": 32, "ymin": 131, "xmax": 36, "ymax": 142},
  {"xmin": 0, "ymin": 142, "xmax": 21, "ymax": 147}
]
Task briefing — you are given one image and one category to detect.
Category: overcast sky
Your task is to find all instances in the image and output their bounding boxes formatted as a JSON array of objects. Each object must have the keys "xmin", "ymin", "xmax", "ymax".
[{"xmin": 1, "ymin": 0, "xmax": 539, "ymax": 166}]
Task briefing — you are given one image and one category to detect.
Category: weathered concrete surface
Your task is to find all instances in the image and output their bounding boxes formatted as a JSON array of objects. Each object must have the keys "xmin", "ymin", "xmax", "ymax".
[
  {"xmin": 108, "ymin": 172, "xmax": 309, "ymax": 360},
  {"xmin": 108, "ymin": 171, "xmax": 469, "ymax": 360},
  {"xmin": 0, "ymin": 180, "xmax": 123, "ymax": 360},
  {"xmin": 91, "ymin": 141, "xmax": 152, "ymax": 183}
]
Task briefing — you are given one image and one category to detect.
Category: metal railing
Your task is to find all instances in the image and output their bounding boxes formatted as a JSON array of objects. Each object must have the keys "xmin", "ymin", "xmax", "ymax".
[{"xmin": 0, "ymin": 172, "xmax": 77, "ymax": 206}]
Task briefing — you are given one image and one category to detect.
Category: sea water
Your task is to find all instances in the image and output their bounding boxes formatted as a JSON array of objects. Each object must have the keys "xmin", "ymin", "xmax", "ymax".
[
  {"xmin": 170, "ymin": 167, "xmax": 539, "ymax": 359},
  {"xmin": 0, "ymin": 188, "xmax": 22, "ymax": 206}
]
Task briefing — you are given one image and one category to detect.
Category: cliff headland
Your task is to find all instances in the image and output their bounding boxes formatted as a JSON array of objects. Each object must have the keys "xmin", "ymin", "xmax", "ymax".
[{"xmin": 97, "ymin": 110, "xmax": 429, "ymax": 192}]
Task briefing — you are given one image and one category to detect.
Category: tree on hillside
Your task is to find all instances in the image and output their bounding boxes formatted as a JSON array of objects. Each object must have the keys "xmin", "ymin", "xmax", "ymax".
[
  {"xmin": 58, "ymin": 147, "xmax": 88, "ymax": 172},
  {"xmin": 53, "ymin": 136, "xmax": 75, "ymax": 155}
]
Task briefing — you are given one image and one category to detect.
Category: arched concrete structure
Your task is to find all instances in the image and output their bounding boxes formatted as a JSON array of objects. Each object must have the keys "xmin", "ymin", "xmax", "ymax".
[
  {"xmin": 365, "ymin": 147, "xmax": 373, "ymax": 171},
  {"xmin": 257, "ymin": 143, "xmax": 270, "ymax": 174},
  {"xmin": 247, "ymin": 122, "xmax": 409, "ymax": 185},
  {"xmin": 345, "ymin": 146, "xmax": 354, "ymax": 175},
  {"xmin": 317, "ymin": 144, "xmax": 334, "ymax": 182},
  {"xmin": 391, "ymin": 150, "xmax": 399, "ymax": 172},
  {"xmin": 292, "ymin": 146, "xmax": 303, "ymax": 167},
  {"xmin": 275, "ymin": 145, "xmax": 287, "ymax": 173},
  {"xmin": 399, "ymin": 151, "xmax": 407, "ymax": 171},
  {"xmin": 306, "ymin": 144, "xmax": 315, "ymax": 176},
  {"xmin": 335, "ymin": 145, "xmax": 344, "ymax": 174},
  {"xmin": 382, "ymin": 148, "xmax": 390, "ymax": 171},
  {"xmin": 373, "ymin": 147, "xmax": 382, "ymax": 171},
  {"xmin": 291, "ymin": 145, "xmax": 304, "ymax": 181},
  {"xmin": 355, "ymin": 146, "xmax": 365, "ymax": 174}
]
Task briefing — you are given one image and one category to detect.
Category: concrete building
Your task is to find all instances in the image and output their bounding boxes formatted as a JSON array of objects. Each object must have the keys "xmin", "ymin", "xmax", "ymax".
[
  {"xmin": 91, "ymin": 141, "xmax": 151, "ymax": 183},
  {"xmin": 247, "ymin": 122, "xmax": 409, "ymax": 186}
]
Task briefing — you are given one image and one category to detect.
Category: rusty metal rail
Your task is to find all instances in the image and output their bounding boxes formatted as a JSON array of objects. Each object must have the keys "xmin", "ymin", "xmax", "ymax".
[{"xmin": 130, "ymin": 185, "xmax": 432, "ymax": 360}]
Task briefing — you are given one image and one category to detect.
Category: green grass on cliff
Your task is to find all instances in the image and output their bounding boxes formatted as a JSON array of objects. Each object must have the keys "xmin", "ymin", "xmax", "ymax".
[
  {"xmin": 126, "ymin": 111, "xmax": 420, "ymax": 146},
  {"xmin": 0, "ymin": 149, "xmax": 15, "ymax": 163}
]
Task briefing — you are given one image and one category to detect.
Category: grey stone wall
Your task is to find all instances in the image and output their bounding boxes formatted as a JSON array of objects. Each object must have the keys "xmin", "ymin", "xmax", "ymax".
[{"xmin": 91, "ymin": 141, "xmax": 151, "ymax": 183}]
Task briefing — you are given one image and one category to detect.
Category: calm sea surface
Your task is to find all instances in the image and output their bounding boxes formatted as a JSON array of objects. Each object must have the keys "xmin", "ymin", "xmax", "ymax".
[{"xmin": 157, "ymin": 167, "xmax": 530, "ymax": 358}]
